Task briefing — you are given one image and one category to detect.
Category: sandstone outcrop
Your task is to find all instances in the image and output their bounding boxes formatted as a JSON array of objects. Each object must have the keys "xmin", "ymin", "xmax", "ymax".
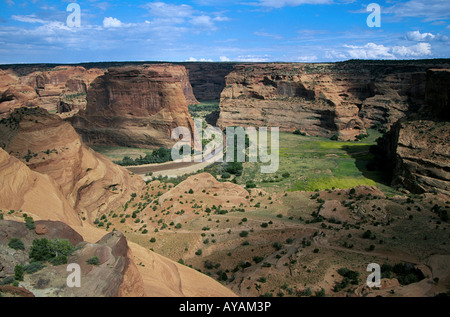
[
  {"xmin": 0, "ymin": 66, "xmax": 104, "ymax": 117},
  {"xmin": 158, "ymin": 173, "xmax": 249, "ymax": 210},
  {"xmin": 0, "ymin": 148, "xmax": 81, "ymax": 226},
  {"xmin": 377, "ymin": 69, "xmax": 450, "ymax": 195},
  {"xmin": 0, "ymin": 107, "xmax": 144, "ymax": 223},
  {"xmin": 69, "ymin": 64, "xmax": 195, "ymax": 149},
  {"xmin": 217, "ymin": 61, "xmax": 449, "ymax": 140}
]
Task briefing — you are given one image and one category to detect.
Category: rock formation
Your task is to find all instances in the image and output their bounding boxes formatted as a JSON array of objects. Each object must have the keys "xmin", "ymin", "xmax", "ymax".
[
  {"xmin": 69, "ymin": 64, "xmax": 195, "ymax": 149},
  {"xmin": 0, "ymin": 148, "xmax": 81, "ymax": 226},
  {"xmin": 377, "ymin": 69, "xmax": 450, "ymax": 195},
  {"xmin": 0, "ymin": 66, "xmax": 104, "ymax": 117},
  {"xmin": 217, "ymin": 61, "xmax": 449, "ymax": 140},
  {"xmin": 182, "ymin": 62, "xmax": 236, "ymax": 101},
  {"xmin": 0, "ymin": 107, "xmax": 144, "ymax": 223}
]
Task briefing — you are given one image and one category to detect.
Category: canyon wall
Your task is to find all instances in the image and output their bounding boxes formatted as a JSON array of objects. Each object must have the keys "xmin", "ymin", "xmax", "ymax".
[
  {"xmin": 0, "ymin": 107, "xmax": 144, "ymax": 223},
  {"xmin": 217, "ymin": 61, "xmax": 449, "ymax": 140},
  {"xmin": 378, "ymin": 69, "xmax": 450, "ymax": 195},
  {"xmin": 182, "ymin": 62, "xmax": 236, "ymax": 101},
  {"xmin": 69, "ymin": 64, "xmax": 195, "ymax": 149},
  {"xmin": 0, "ymin": 65, "xmax": 104, "ymax": 116}
]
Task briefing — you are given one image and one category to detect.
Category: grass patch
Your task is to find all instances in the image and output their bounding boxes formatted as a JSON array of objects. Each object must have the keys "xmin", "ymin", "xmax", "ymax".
[{"xmin": 238, "ymin": 130, "xmax": 393, "ymax": 194}]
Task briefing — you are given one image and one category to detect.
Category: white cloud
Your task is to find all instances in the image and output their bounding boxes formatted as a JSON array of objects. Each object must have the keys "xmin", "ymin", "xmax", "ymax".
[
  {"xmin": 384, "ymin": 0, "xmax": 450, "ymax": 22},
  {"xmin": 236, "ymin": 55, "xmax": 271, "ymax": 62},
  {"xmin": 220, "ymin": 56, "xmax": 231, "ymax": 62},
  {"xmin": 103, "ymin": 17, "xmax": 122, "ymax": 28},
  {"xmin": 392, "ymin": 43, "xmax": 432, "ymax": 57},
  {"xmin": 297, "ymin": 55, "xmax": 318, "ymax": 62},
  {"xmin": 255, "ymin": 0, "xmax": 332, "ymax": 8},
  {"xmin": 12, "ymin": 15, "xmax": 46, "ymax": 24},
  {"xmin": 186, "ymin": 57, "xmax": 213, "ymax": 62},
  {"xmin": 344, "ymin": 42, "xmax": 432, "ymax": 59},
  {"xmin": 405, "ymin": 30, "xmax": 449, "ymax": 42},
  {"xmin": 345, "ymin": 43, "xmax": 395, "ymax": 59},
  {"xmin": 190, "ymin": 15, "xmax": 215, "ymax": 29},
  {"xmin": 406, "ymin": 30, "xmax": 435, "ymax": 41}
]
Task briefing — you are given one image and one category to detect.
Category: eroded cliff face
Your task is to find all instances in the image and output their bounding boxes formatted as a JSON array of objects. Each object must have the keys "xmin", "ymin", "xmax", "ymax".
[
  {"xmin": 379, "ymin": 69, "xmax": 450, "ymax": 195},
  {"xmin": 217, "ymin": 61, "xmax": 448, "ymax": 140},
  {"xmin": 0, "ymin": 66, "xmax": 104, "ymax": 116},
  {"xmin": 0, "ymin": 107, "xmax": 144, "ymax": 223},
  {"xmin": 70, "ymin": 64, "xmax": 195, "ymax": 149},
  {"xmin": 182, "ymin": 62, "xmax": 236, "ymax": 101}
]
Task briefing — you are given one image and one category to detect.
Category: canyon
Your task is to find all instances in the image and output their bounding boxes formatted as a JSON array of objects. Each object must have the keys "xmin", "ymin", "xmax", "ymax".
[{"xmin": 0, "ymin": 59, "xmax": 449, "ymax": 298}]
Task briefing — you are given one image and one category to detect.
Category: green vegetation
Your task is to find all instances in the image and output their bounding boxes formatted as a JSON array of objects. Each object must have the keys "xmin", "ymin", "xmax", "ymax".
[
  {"xmin": 8, "ymin": 238, "xmax": 25, "ymax": 251},
  {"xmin": 239, "ymin": 130, "xmax": 394, "ymax": 194},
  {"xmin": 115, "ymin": 147, "xmax": 172, "ymax": 166},
  {"xmin": 333, "ymin": 268, "xmax": 360, "ymax": 292},
  {"xmin": 29, "ymin": 238, "xmax": 74, "ymax": 266},
  {"xmin": 86, "ymin": 256, "xmax": 100, "ymax": 266}
]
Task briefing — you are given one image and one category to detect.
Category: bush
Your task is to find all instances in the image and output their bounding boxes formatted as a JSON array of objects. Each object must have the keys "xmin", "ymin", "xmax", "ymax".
[
  {"xmin": 246, "ymin": 181, "xmax": 257, "ymax": 189},
  {"xmin": 23, "ymin": 262, "xmax": 45, "ymax": 274},
  {"xmin": 87, "ymin": 256, "xmax": 100, "ymax": 266},
  {"xmin": 8, "ymin": 238, "xmax": 25, "ymax": 251},
  {"xmin": 14, "ymin": 265, "xmax": 24, "ymax": 281},
  {"xmin": 25, "ymin": 217, "xmax": 35, "ymax": 230},
  {"xmin": 239, "ymin": 231, "xmax": 249, "ymax": 238},
  {"xmin": 195, "ymin": 249, "xmax": 202, "ymax": 256}
]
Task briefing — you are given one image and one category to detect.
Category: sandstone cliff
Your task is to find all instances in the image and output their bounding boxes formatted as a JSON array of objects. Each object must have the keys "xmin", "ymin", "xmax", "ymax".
[
  {"xmin": 0, "ymin": 148, "xmax": 81, "ymax": 226},
  {"xmin": 69, "ymin": 64, "xmax": 195, "ymax": 149},
  {"xmin": 0, "ymin": 66, "xmax": 104, "ymax": 117},
  {"xmin": 0, "ymin": 107, "xmax": 144, "ymax": 223},
  {"xmin": 217, "ymin": 61, "xmax": 449, "ymax": 140},
  {"xmin": 182, "ymin": 62, "xmax": 236, "ymax": 101},
  {"xmin": 377, "ymin": 69, "xmax": 450, "ymax": 195}
]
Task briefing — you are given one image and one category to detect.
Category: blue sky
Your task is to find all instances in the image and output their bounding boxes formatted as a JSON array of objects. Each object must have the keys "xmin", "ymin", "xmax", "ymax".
[{"xmin": 0, "ymin": 0, "xmax": 449, "ymax": 64}]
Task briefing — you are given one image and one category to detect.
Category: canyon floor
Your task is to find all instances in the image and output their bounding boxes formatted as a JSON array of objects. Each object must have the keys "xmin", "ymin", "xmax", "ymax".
[{"xmin": 80, "ymin": 102, "xmax": 450, "ymax": 298}]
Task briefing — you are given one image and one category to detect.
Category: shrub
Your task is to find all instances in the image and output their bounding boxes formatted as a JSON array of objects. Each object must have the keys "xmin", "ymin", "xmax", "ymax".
[
  {"xmin": 25, "ymin": 217, "xmax": 35, "ymax": 230},
  {"xmin": 14, "ymin": 265, "xmax": 24, "ymax": 281},
  {"xmin": 23, "ymin": 262, "xmax": 45, "ymax": 274},
  {"xmin": 239, "ymin": 231, "xmax": 249, "ymax": 238},
  {"xmin": 8, "ymin": 238, "xmax": 25, "ymax": 251},
  {"xmin": 272, "ymin": 242, "xmax": 283, "ymax": 251},
  {"xmin": 246, "ymin": 181, "xmax": 257, "ymax": 189},
  {"xmin": 195, "ymin": 249, "xmax": 202, "ymax": 256},
  {"xmin": 87, "ymin": 256, "xmax": 100, "ymax": 266}
]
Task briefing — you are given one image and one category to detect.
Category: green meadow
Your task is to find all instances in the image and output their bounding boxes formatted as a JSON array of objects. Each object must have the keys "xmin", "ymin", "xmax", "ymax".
[{"xmin": 239, "ymin": 130, "xmax": 395, "ymax": 195}]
